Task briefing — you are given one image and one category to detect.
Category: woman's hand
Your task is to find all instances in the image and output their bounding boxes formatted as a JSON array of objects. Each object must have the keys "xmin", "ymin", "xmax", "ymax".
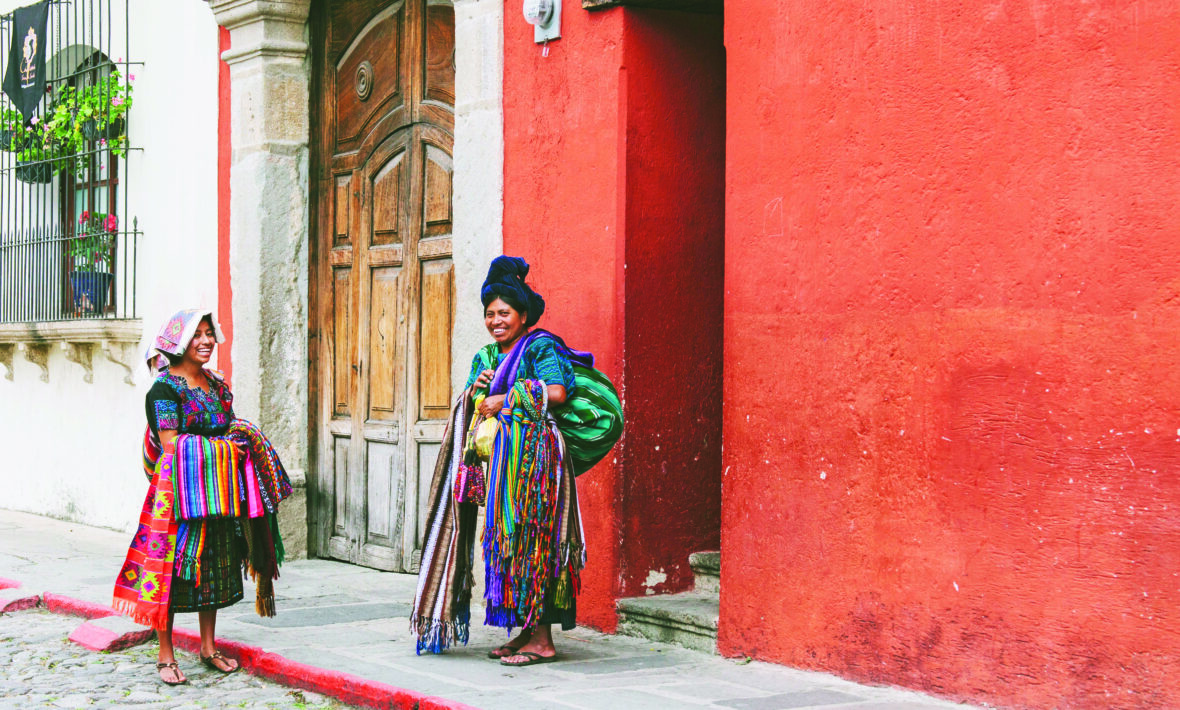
[
  {"xmin": 472, "ymin": 368, "xmax": 495, "ymax": 391},
  {"xmin": 231, "ymin": 440, "xmax": 249, "ymax": 459},
  {"xmin": 479, "ymin": 394, "xmax": 506, "ymax": 418}
]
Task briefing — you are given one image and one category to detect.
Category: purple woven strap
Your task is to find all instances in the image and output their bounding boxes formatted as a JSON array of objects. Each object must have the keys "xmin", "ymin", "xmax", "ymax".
[{"xmin": 487, "ymin": 329, "xmax": 594, "ymax": 396}]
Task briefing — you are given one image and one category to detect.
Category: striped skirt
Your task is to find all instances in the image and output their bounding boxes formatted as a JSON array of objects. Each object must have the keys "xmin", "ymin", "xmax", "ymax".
[{"xmin": 169, "ymin": 519, "xmax": 244, "ymax": 613}]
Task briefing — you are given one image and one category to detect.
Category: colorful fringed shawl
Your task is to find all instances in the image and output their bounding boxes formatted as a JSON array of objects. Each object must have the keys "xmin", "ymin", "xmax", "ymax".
[
  {"xmin": 226, "ymin": 418, "xmax": 292, "ymax": 616},
  {"xmin": 411, "ymin": 380, "xmax": 584, "ymax": 654},
  {"xmin": 484, "ymin": 380, "xmax": 584, "ymax": 629},
  {"xmin": 114, "ymin": 418, "xmax": 291, "ymax": 625},
  {"xmin": 226, "ymin": 418, "xmax": 294, "ymax": 513},
  {"xmin": 112, "ymin": 445, "xmax": 180, "ymax": 630}
]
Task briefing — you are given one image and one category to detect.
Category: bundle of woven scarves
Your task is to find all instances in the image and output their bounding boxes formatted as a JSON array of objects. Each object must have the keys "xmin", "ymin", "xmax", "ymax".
[
  {"xmin": 412, "ymin": 378, "xmax": 584, "ymax": 653},
  {"xmin": 173, "ymin": 418, "xmax": 293, "ymax": 616}
]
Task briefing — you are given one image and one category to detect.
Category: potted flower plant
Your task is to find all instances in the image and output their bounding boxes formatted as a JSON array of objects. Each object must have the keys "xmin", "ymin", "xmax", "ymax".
[
  {"xmin": 44, "ymin": 69, "xmax": 133, "ymax": 173},
  {"xmin": 67, "ymin": 210, "xmax": 118, "ymax": 313},
  {"xmin": 78, "ymin": 70, "xmax": 133, "ymax": 143},
  {"xmin": 0, "ymin": 107, "xmax": 25, "ymax": 150},
  {"xmin": 13, "ymin": 116, "xmax": 66, "ymax": 184}
]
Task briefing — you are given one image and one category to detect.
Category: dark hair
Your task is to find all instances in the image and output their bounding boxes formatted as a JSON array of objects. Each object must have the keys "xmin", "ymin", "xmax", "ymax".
[
  {"xmin": 480, "ymin": 256, "xmax": 545, "ymax": 327},
  {"xmin": 161, "ymin": 351, "xmax": 184, "ymax": 367}
]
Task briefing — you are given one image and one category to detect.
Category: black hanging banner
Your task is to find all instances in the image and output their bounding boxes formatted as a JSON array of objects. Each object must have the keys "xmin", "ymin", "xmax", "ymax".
[{"xmin": 2, "ymin": 0, "xmax": 50, "ymax": 123}]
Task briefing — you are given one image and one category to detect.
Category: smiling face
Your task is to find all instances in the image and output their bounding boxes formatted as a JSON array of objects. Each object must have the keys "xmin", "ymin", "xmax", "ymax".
[
  {"xmin": 484, "ymin": 298, "xmax": 528, "ymax": 349},
  {"xmin": 181, "ymin": 317, "xmax": 217, "ymax": 367}
]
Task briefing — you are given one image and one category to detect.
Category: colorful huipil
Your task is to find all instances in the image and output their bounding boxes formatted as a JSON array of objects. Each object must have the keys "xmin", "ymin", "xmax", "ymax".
[{"xmin": 412, "ymin": 330, "xmax": 588, "ymax": 654}]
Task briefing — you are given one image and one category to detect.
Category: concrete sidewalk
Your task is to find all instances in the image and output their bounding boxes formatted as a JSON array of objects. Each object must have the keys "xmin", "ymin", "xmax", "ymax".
[{"xmin": 0, "ymin": 509, "xmax": 980, "ymax": 710}]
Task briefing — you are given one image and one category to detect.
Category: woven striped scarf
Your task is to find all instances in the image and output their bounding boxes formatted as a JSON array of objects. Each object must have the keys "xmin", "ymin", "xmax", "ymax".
[
  {"xmin": 174, "ymin": 434, "xmax": 241, "ymax": 520},
  {"xmin": 411, "ymin": 381, "xmax": 585, "ymax": 653}
]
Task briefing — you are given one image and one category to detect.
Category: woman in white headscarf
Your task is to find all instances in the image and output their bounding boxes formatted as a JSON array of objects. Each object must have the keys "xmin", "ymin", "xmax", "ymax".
[{"xmin": 113, "ymin": 309, "xmax": 281, "ymax": 685}]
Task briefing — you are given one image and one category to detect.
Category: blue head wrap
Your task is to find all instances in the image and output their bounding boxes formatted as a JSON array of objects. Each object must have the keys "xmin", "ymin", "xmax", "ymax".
[{"xmin": 480, "ymin": 256, "xmax": 545, "ymax": 327}]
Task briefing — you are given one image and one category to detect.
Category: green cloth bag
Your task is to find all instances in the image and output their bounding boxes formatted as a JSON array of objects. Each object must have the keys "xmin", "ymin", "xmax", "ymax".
[
  {"xmin": 553, "ymin": 362, "xmax": 624, "ymax": 475},
  {"xmin": 476, "ymin": 343, "xmax": 623, "ymax": 475}
]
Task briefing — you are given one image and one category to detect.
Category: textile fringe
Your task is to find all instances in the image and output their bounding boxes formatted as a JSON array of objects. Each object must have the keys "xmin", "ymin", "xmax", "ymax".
[
  {"xmin": 110, "ymin": 597, "xmax": 167, "ymax": 631},
  {"xmin": 483, "ymin": 380, "xmax": 566, "ymax": 630},
  {"xmin": 173, "ymin": 522, "xmax": 206, "ymax": 585},
  {"xmin": 411, "ymin": 613, "xmax": 470, "ymax": 656}
]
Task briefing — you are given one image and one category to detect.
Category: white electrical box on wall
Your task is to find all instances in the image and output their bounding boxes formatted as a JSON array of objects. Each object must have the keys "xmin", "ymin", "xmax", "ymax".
[{"xmin": 523, "ymin": 0, "xmax": 561, "ymax": 43}]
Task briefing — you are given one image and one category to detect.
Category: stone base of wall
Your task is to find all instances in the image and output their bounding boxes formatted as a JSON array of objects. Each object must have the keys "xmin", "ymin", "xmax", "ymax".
[{"xmin": 277, "ymin": 484, "xmax": 307, "ymax": 560}]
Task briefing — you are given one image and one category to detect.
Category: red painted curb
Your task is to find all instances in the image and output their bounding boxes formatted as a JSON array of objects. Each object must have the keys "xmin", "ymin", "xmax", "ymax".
[
  {"xmin": 41, "ymin": 593, "xmax": 115, "ymax": 620},
  {"xmin": 68, "ymin": 618, "xmax": 155, "ymax": 652},
  {"xmin": 253, "ymin": 652, "xmax": 424, "ymax": 710},
  {"xmin": 37, "ymin": 592, "xmax": 478, "ymax": 710},
  {"xmin": 0, "ymin": 591, "xmax": 41, "ymax": 613},
  {"xmin": 172, "ymin": 627, "xmax": 264, "ymax": 671},
  {"xmin": 0, "ymin": 577, "xmax": 21, "ymax": 589}
]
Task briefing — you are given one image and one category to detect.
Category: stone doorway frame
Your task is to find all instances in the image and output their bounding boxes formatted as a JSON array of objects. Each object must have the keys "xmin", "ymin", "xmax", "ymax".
[{"xmin": 208, "ymin": 0, "xmax": 504, "ymax": 560}]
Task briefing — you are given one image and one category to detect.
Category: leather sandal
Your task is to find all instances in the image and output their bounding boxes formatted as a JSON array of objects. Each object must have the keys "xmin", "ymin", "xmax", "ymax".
[
  {"xmin": 487, "ymin": 643, "xmax": 522, "ymax": 659},
  {"xmin": 500, "ymin": 651, "xmax": 558, "ymax": 667},
  {"xmin": 200, "ymin": 650, "xmax": 240, "ymax": 674},
  {"xmin": 156, "ymin": 661, "xmax": 188, "ymax": 686}
]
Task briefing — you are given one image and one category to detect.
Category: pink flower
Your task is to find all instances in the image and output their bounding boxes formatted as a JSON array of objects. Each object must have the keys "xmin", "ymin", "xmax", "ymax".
[
  {"xmin": 79, "ymin": 210, "xmax": 90, "ymax": 223},
  {"xmin": 104, "ymin": 214, "xmax": 117, "ymax": 232},
  {"xmin": 30, "ymin": 115, "xmax": 38, "ymax": 125},
  {"xmin": 129, "ymin": 74, "xmax": 136, "ymax": 82},
  {"xmin": 111, "ymin": 97, "xmax": 124, "ymax": 107},
  {"xmin": 98, "ymin": 138, "xmax": 107, "ymax": 148}
]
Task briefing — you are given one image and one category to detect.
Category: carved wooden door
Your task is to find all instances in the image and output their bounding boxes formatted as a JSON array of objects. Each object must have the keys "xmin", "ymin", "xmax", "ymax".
[{"xmin": 311, "ymin": 0, "xmax": 455, "ymax": 572}]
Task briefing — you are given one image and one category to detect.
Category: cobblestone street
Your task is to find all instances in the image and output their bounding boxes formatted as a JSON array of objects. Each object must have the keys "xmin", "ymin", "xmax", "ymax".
[{"xmin": 0, "ymin": 609, "xmax": 353, "ymax": 709}]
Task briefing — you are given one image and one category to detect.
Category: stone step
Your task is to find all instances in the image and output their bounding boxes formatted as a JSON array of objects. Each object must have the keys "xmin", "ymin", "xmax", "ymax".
[
  {"xmin": 616, "ymin": 592, "xmax": 719, "ymax": 654},
  {"xmin": 689, "ymin": 550, "xmax": 720, "ymax": 594}
]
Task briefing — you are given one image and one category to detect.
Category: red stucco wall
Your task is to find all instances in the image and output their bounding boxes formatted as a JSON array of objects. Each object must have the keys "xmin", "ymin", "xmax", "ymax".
[
  {"xmin": 721, "ymin": 2, "xmax": 1180, "ymax": 708},
  {"xmin": 503, "ymin": 8, "xmax": 627, "ymax": 631},
  {"xmin": 503, "ymin": 7, "xmax": 726, "ymax": 625}
]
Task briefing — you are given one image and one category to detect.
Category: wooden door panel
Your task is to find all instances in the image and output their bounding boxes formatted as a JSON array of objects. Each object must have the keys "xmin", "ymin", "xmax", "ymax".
[
  {"xmin": 332, "ymin": 266, "xmax": 354, "ymax": 418},
  {"xmin": 328, "ymin": 435, "xmax": 353, "ymax": 560},
  {"xmin": 335, "ymin": 3, "xmax": 405, "ymax": 148},
  {"xmin": 371, "ymin": 151, "xmax": 404, "ymax": 246},
  {"xmin": 364, "ymin": 439, "xmax": 399, "ymax": 540},
  {"xmin": 418, "ymin": 258, "xmax": 453, "ymax": 420},
  {"xmin": 423, "ymin": 5, "xmax": 455, "ymax": 109},
  {"xmin": 415, "ymin": 441, "xmax": 441, "ymax": 543},
  {"xmin": 367, "ymin": 265, "xmax": 404, "ymax": 422},
  {"xmin": 422, "ymin": 144, "xmax": 452, "ymax": 237},
  {"xmin": 334, "ymin": 175, "xmax": 352, "ymax": 245}
]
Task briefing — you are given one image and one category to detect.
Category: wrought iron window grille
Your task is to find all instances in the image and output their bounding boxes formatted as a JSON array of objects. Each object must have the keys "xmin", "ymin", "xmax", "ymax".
[{"xmin": 0, "ymin": 0, "xmax": 141, "ymax": 324}]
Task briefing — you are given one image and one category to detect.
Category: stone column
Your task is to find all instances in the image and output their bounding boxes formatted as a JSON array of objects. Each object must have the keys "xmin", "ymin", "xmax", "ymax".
[
  {"xmin": 209, "ymin": 0, "xmax": 311, "ymax": 557},
  {"xmin": 452, "ymin": 0, "xmax": 505, "ymax": 389}
]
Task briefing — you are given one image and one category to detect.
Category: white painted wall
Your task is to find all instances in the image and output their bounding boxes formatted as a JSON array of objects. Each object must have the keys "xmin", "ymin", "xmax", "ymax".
[
  {"xmin": 452, "ymin": 0, "xmax": 504, "ymax": 391},
  {"xmin": 0, "ymin": 0, "xmax": 220, "ymax": 533}
]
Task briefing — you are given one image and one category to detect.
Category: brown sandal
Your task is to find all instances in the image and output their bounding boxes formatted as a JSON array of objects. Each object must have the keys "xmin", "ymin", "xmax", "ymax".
[
  {"xmin": 156, "ymin": 661, "xmax": 188, "ymax": 686},
  {"xmin": 200, "ymin": 650, "xmax": 240, "ymax": 674}
]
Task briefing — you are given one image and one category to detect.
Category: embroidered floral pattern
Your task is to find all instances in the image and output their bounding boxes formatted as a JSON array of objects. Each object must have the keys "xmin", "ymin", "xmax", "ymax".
[
  {"xmin": 153, "ymin": 399, "xmax": 179, "ymax": 431},
  {"xmin": 155, "ymin": 372, "xmax": 234, "ymax": 433}
]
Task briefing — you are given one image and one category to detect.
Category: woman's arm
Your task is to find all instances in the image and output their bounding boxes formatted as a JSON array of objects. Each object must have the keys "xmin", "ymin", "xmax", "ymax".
[{"xmin": 547, "ymin": 384, "xmax": 567, "ymax": 405}]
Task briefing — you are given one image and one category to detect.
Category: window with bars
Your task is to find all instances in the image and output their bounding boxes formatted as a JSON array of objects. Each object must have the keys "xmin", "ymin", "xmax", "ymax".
[{"xmin": 0, "ymin": 0, "xmax": 138, "ymax": 324}]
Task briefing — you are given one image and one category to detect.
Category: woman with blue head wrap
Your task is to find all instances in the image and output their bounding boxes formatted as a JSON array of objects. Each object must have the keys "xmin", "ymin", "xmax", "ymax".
[{"xmin": 412, "ymin": 256, "xmax": 593, "ymax": 666}]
